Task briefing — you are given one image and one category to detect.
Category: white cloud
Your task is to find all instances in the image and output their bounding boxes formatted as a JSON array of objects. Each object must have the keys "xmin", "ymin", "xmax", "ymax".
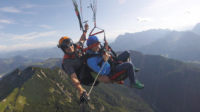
[
  {"xmin": 184, "ymin": 10, "xmax": 191, "ymax": 15},
  {"xmin": 0, "ymin": 32, "xmax": 15, "ymax": 39},
  {"xmin": 135, "ymin": 0, "xmax": 200, "ymax": 31},
  {"xmin": 118, "ymin": 0, "xmax": 126, "ymax": 4},
  {"xmin": 39, "ymin": 25, "xmax": 52, "ymax": 29},
  {"xmin": 0, "ymin": 7, "xmax": 21, "ymax": 13},
  {"xmin": 21, "ymin": 4, "xmax": 36, "ymax": 9},
  {"xmin": 137, "ymin": 17, "xmax": 152, "ymax": 23},
  {"xmin": 0, "ymin": 19, "xmax": 13, "ymax": 24},
  {"xmin": 0, "ymin": 41, "xmax": 57, "ymax": 52},
  {"xmin": 0, "ymin": 30, "xmax": 61, "ymax": 52},
  {"xmin": 12, "ymin": 31, "xmax": 58, "ymax": 40}
]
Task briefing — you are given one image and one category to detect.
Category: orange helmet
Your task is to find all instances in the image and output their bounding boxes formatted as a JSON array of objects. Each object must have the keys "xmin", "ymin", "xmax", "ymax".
[{"xmin": 57, "ymin": 36, "xmax": 73, "ymax": 49}]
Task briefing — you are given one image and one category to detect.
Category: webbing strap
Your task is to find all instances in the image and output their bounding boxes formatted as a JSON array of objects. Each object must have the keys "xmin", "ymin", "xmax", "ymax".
[
  {"xmin": 89, "ymin": 26, "xmax": 104, "ymax": 36},
  {"xmin": 110, "ymin": 70, "xmax": 126, "ymax": 80},
  {"xmin": 63, "ymin": 54, "xmax": 76, "ymax": 59},
  {"xmin": 90, "ymin": 30, "xmax": 104, "ymax": 36},
  {"xmin": 72, "ymin": 0, "xmax": 84, "ymax": 31}
]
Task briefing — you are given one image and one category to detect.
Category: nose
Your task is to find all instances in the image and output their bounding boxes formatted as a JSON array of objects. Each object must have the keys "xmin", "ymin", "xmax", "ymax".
[{"xmin": 71, "ymin": 44, "xmax": 75, "ymax": 50}]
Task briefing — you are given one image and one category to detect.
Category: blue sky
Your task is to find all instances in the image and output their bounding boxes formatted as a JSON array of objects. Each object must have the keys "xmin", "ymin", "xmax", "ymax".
[{"xmin": 0, "ymin": 0, "xmax": 200, "ymax": 52}]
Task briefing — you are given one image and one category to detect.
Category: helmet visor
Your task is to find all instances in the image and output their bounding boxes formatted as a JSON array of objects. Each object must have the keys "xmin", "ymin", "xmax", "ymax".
[{"xmin": 63, "ymin": 39, "xmax": 73, "ymax": 48}]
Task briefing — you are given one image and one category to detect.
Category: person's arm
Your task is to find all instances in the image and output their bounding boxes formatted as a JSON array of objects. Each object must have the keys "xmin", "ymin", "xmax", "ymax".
[
  {"xmin": 79, "ymin": 23, "xmax": 89, "ymax": 44},
  {"xmin": 70, "ymin": 73, "xmax": 85, "ymax": 95},
  {"xmin": 87, "ymin": 57, "xmax": 110, "ymax": 75},
  {"xmin": 62, "ymin": 63, "xmax": 86, "ymax": 96}
]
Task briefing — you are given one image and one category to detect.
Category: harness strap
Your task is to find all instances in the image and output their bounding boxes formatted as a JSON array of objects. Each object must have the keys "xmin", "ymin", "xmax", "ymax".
[
  {"xmin": 90, "ymin": 30, "xmax": 104, "ymax": 36},
  {"xmin": 72, "ymin": 0, "xmax": 84, "ymax": 31},
  {"xmin": 110, "ymin": 70, "xmax": 126, "ymax": 80},
  {"xmin": 63, "ymin": 54, "xmax": 76, "ymax": 59}
]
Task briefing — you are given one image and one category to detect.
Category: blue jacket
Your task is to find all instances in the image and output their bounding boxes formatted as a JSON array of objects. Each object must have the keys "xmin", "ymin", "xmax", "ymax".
[{"xmin": 86, "ymin": 50, "xmax": 111, "ymax": 75}]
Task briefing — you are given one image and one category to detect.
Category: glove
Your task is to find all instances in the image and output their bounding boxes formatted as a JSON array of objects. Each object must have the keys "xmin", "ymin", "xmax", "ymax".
[{"xmin": 80, "ymin": 91, "xmax": 90, "ymax": 103}]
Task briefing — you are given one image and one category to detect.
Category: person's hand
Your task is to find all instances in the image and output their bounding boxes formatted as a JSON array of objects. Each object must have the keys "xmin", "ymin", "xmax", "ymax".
[
  {"xmin": 79, "ymin": 88, "xmax": 86, "ymax": 96},
  {"xmin": 80, "ymin": 91, "xmax": 90, "ymax": 103},
  {"xmin": 84, "ymin": 23, "xmax": 89, "ymax": 31},
  {"xmin": 103, "ymin": 52, "xmax": 110, "ymax": 62},
  {"xmin": 104, "ymin": 41, "xmax": 109, "ymax": 50},
  {"xmin": 80, "ymin": 23, "xmax": 88, "ymax": 42}
]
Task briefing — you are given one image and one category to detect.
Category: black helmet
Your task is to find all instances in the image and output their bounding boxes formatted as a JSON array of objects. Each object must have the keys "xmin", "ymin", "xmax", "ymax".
[{"xmin": 58, "ymin": 36, "xmax": 73, "ymax": 49}]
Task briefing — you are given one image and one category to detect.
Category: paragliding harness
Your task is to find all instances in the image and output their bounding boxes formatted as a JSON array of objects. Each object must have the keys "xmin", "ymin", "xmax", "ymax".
[
  {"xmin": 71, "ymin": 1, "xmax": 130, "ymax": 110},
  {"xmin": 71, "ymin": 0, "xmax": 129, "ymax": 85},
  {"xmin": 79, "ymin": 46, "xmax": 130, "ymax": 85},
  {"xmin": 66, "ymin": 43, "xmax": 129, "ymax": 87},
  {"xmin": 77, "ymin": 53, "xmax": 101, "ymax": 86}
]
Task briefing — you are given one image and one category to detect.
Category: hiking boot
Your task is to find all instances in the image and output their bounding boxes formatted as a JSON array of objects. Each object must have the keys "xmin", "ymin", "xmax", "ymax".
[{"xmin": 131, "ymin": 80, "xmax": 144, "ymax": 89}]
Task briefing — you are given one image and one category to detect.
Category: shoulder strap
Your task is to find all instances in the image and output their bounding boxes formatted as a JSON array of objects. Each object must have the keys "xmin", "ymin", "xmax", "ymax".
[{"xmin": 86, "ymin": 53, "xmax": 101, "ymax": 59}]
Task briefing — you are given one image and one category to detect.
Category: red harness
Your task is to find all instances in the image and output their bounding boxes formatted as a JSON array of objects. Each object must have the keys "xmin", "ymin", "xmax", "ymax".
[
  {"xmin": 63, "ymin": 54, "xmax": 76, "ymax": 59},
  {"xmin": 62, "ymin": 54, "xmax": 76, "ymax": 63},
  {"xmin": 110, "ymin": 70, "xmax": 126, "ymax": 80}
]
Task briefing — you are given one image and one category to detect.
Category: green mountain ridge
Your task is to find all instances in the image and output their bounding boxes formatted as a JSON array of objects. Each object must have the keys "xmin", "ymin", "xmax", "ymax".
[
  {"xmin": 0, "ymin": 66, "xmax": 153, "ymax": 112},
  {"xmin": 1, "ymin": 50, "xmax": 200, "ymax": 112},
  {"xmin": 130, "ymin": 51, "xmax": 200, "ymax": 112}
]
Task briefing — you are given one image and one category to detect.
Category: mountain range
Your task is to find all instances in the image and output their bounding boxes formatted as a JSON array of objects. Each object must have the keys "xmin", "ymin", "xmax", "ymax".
[
  {"xmin": 1, "ymin": 23, "xmax": 200, "ymax": 62},
  {"xmin": 111, "ymin": 23, "xmax": 200, "ymax": 62},
  {"xmin": 138, "ymin": 31, "xmax": 200, "ymax": 61},
  {"xmin": 1, "ymin": 50, "xmax": 200, "ymax": 112},
  {"xmin": 129, "ymin": 51, "xmax": 200, "ymax": 112},
  {"xmin": 193, "ymin": 23, "xmax": 200, "ymax": 35},
  {"xmin": 0, "ymin": 23, "xmax": 200, "ymax": 112},
  {"xmin": 0, "ymin": 56, "xmax": 43, "ymax": 75},
  {"xmin": 0, "ymin": 47, "xmax": 62, "ymax": 59},
  {"xmin": 110, "ymin": 29, "xmax": 171, "ymax": 51}
]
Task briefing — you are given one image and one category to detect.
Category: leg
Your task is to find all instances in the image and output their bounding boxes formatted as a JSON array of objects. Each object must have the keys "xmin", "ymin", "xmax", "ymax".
[
  {"xmin": 98, "ymin": 76, "xmax": 112, "ymax": 83},
  {"xmin": 117, "ymin": 51, "xmax": 140, "ymax": 72},
  {"xmin": 114, "ymin": 62, "xmax": 136, "ymax": 84},
  {"xmin": 117, "ymin": 51, "xmax": 130, "ymax": 62},
  {"xmin": 114, "ymin": 62, "xmax": 144, "ymax": 89}
]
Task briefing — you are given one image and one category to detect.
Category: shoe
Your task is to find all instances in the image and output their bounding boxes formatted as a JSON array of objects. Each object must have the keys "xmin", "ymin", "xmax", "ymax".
[{"xmin": 132, "ymin": 80, "xmax": 144, "ymax": 89}]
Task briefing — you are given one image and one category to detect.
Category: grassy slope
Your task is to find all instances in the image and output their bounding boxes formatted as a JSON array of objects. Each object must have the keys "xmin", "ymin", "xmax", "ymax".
[{"xmin": 0, "ymin": 67, "xmax": 153, "ymax": 112}]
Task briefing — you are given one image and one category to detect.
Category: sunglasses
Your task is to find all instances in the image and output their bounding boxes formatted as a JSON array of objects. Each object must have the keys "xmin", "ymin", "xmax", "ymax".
[{"xmin": 63, "ymin": 39, "xmax": 74, "ymax": 48}]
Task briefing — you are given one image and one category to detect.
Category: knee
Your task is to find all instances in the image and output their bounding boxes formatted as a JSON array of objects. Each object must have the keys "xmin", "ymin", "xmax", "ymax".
[
  {"xmin": 123, "ymin": 62, "xmax": 133, "ymax": 69},
  {"xmin": 124, "ymin": 50, "xmax": 130, "ymax": 55},
  {"xmin": 122, "ymin": 51, "xmax": 130, "ymax": 58},
  {"xmin": 118, "ymin": 51, "xmax": 130, "ymax": 62}
]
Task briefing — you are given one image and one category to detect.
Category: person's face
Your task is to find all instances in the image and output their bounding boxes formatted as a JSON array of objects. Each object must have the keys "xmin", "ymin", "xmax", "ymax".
[
  {"xmin": 65, "ymin": 44, "xmax": 74, "ymax": 53},
  {"xmin": 91, "ymin": 43, "xmax": 100, "ymax": 52}
]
